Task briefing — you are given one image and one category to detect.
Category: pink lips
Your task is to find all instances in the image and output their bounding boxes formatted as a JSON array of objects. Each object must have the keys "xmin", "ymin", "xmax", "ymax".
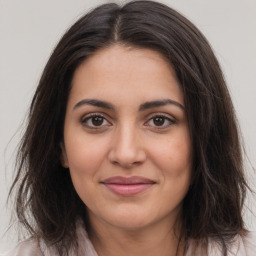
[{"xmin": 101, "ymin": 176, "xmax": 155, "ymax": 196}]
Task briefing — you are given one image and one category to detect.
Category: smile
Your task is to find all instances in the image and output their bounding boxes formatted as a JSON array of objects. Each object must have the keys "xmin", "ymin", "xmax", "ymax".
[{"xmin": 101, "ymin": 176, "xmax": 156, "ymax": 196}]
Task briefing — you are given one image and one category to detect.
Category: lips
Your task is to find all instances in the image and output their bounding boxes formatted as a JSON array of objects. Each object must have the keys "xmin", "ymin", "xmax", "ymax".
[{"xmin": 101, "ymin": 176, "xmax": 156, "ymax": 196}]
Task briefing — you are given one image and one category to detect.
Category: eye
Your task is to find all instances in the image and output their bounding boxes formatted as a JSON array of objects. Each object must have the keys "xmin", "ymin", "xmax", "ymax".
[
  {"xmin": 145, "ymin": 114, "xmax": 175, "ymax": 129},
  {"xmin": 81, "ymin": 114, "xmax": 111, "ymax": 129}
]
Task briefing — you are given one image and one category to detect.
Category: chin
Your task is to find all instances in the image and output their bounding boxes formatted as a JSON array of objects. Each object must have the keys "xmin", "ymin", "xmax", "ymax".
[
  {"xmin": 100, "ymin": 205, "xmax": 166, "ymax": 231},
  {"xmin": 108, "ymin": 216, "xmax": 153, "ymax": 231}
]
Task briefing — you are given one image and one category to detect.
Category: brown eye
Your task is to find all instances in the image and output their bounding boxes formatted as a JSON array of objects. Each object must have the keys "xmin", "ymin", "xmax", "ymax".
[
  {"xmin": 145, "ymin": 114, "xmax": 175, "ymax": 129},
  {"xmin": 91, "ymin": 116, "xmax": 104, "ymax": 126},
  {"xmin": 153, "ymin": 116, "xmax": 165, "ymax": 126},
  {"xmin": 81, "ymin": 114, "xmax": 111, "ymax": 129}
]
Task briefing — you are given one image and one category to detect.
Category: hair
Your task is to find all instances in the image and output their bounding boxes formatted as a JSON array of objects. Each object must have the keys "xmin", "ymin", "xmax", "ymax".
[{"xmin": 10, "ymin": 0, "xmax": 249, "ymax": 255}]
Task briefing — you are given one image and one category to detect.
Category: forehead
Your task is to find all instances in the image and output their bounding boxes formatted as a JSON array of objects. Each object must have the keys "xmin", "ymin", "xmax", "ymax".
[{"xmin": 69, "ymin": 44, "xmax": 183, "ymax": 107}]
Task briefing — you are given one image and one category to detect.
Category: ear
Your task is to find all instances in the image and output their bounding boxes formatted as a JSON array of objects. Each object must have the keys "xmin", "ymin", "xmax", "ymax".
[{"xmin": 60, "ymin": 142, "xmax": 69, "ymax": 168}]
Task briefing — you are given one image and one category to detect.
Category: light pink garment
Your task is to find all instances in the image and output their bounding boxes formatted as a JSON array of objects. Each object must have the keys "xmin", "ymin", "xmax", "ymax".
[{"xmin": 2, "ymin": 225, "xmax": 256, "ymax": 256}]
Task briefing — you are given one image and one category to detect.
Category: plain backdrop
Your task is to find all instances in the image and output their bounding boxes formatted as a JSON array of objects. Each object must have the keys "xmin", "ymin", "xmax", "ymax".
[{"xmin": 0, "ymin": 0, "xmax": 255, "ymax": 252}]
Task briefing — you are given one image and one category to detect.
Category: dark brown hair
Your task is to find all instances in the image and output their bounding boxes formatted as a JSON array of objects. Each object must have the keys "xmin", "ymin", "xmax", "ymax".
[{"xmin": 10, "ymin": 1, "xmax": 249, "ymax": 255}]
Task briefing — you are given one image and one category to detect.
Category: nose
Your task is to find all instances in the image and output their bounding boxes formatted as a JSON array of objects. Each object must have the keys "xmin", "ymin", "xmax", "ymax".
[{"xmin": 107, "ymin": 124, "xmax": 147, "ymax": 168}]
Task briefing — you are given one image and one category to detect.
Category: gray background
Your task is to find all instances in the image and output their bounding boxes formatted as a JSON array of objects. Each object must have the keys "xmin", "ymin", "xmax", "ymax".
[{"xmin": 1, "ymin": 0, "xmax": 255, "ymax": 252}]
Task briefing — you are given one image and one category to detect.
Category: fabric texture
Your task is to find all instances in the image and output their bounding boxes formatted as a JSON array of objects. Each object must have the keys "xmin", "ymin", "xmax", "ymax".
[{"xmin": 2, "ymin": 225, "xmax": 256, "ymax": 256}]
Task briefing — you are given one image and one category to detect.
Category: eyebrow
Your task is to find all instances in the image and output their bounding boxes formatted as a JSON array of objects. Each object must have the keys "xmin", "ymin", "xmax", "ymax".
[
  {"xmin": 73, "ymin": 99, "xmax": 115, "ymax": 110},
  {"xmin": 73, "ymin": 98, "xmax": 184, "ymax": 111},
  {"xmin": 139, "ymin": 99, "xmax": 184, "ymax": 111}
]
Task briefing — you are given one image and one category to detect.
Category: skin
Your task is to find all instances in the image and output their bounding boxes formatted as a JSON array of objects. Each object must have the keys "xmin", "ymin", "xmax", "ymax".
[{"xmin": 61, "ymin": 44, "xmax": 192, "ymax": 256}]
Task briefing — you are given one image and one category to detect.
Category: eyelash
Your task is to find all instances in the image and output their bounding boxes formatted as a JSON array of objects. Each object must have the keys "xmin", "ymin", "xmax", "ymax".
[
  {"xmin": 80, "ymin": 113, "xmax": 112, "ymax": 129},
  {"xmin": 144, "ymin": 113, "xmax": 176, "ymax": 129},
  {"xmin": 80, "ymin": 113, "xmax": 176, "ymax": 130}
]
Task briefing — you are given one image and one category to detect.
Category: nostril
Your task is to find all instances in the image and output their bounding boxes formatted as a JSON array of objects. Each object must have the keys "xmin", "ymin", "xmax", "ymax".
[
  {"xmin": 107, "ymin": 136, "xmax": 147, "ymax": 168},
  {"xmin": 110, "ymin": 159, "xmax": 144, "ymax": 169}
]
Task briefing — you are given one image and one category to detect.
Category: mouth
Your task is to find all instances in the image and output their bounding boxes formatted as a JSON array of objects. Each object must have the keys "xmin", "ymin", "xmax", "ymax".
[{"xmin": 100, "ymin": 176, "xmax": 156, "ymax": 196}]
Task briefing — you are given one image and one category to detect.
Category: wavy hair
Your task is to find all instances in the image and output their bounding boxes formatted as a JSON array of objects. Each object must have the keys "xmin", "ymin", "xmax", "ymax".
[{"xmin": 10, "ymin": 1, "xmax": 249, "ymax": 255}]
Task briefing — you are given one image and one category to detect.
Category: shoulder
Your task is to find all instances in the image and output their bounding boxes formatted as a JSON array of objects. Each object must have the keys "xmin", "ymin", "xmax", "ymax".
[
  {"xmin": 187, "ymin": 231, "xmax": 256, "ymax": 256},
  {"xmin": 1, "ymin": 238, "xmax": 43, "ymax": 256},
  {"xmin": 240, "ymin": 231, "xmax": 256, "ymax": 255},
  {"xmin": 1, "ymin": 222, "xmax": 98, "ymax": 256},
  {"xmin": 208, "ymin": 231, "xmax": 256, "ymax": 256}
]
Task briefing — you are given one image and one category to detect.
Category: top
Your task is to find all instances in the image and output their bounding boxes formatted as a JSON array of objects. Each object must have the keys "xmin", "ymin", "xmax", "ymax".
[{"xmin": 1, "ymin": 225, "xmax": 256, "ymax": 256}]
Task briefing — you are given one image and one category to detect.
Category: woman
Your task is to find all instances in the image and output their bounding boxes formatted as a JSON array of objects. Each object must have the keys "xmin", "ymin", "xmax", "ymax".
[{"xmin": 3, "ymin": 1, "xmax": 256, "ymax": 255}]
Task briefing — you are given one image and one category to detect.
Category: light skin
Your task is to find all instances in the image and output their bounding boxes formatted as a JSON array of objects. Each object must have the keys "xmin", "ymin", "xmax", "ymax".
[{"xmin": 61, "ymin": 44, "xmax": 192, "ymax": 256}]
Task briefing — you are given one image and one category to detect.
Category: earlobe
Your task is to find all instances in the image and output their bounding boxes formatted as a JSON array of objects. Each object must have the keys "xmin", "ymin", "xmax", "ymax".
[{"xmin": 60, "ymin": 142, "xmax": 69, "ymax": 168}]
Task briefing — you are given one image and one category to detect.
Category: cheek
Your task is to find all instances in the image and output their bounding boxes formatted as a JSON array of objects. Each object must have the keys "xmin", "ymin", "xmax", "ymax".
[
  {"xmin": 64, "ymin": 135, "xmax": 111, "ymax": 204},
  {"xmin": 65, "ymin": 136, "xmax": 107, "ymax": 205},
  {"xmin": 150, "ymin": 133, "xmax": 192, "ymax": 174},
  {"xmin": 65, "ymin": 133, "xmax": 108, "ymax": 174},
  {"xmin": 148, "ymin": 130, "xmax": 192, "ymax": 199}
]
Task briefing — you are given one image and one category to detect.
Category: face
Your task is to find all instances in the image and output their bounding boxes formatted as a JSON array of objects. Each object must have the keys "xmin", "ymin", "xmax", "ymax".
[{"xmin": 62, "ymin": 45, "xmax": 192, "ymax": 232}]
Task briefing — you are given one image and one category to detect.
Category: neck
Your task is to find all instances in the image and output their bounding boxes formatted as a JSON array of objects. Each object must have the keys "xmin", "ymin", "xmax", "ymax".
[{"xmin": 88, "ymin": 215, "xmax": 185, "ymax": 256}]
